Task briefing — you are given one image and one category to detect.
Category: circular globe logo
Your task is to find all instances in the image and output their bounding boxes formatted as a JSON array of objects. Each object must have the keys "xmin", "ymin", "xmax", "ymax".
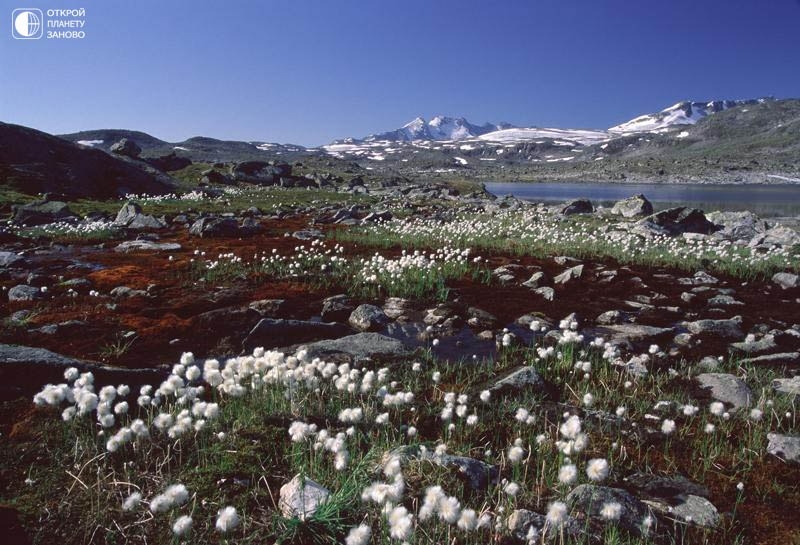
[{"xmin": 12, "ymin": 9, "xmax": 43, "ymax": 39}]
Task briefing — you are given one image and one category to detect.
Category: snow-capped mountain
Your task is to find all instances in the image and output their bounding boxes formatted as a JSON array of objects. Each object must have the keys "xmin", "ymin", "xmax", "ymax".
[
  {"xmin": 608, "ymin": 99, "xmax": 770, "ymax": 134},
  {"xmin": 361, "ymin": 116, "xmax": 514, "ymax": 142}
]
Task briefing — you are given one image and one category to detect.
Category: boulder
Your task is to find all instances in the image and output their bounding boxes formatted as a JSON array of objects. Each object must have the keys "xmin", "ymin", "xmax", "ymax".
[
  {"xmin": 12, "ymin": 200, "xmax": 78, "ymax": 226},
  {"xmin": 638, "ymin": 207, "xmax": 717, "ymax": 236},
  {"xmin": 507, "ymin": 509, "xmax": 583, "ymax": 542},
  {"xmin": 561, "ymin": 199, "xmax": 594, "ymax": 216},
  {"xmin": 278, "ymin": 475, "xmax": 330, "ymax": 520},
  {"xmin": 684, "ymin": 316, "xmax": 743, "ymax": 339},
  {"xmin": 694, "ymin": 373, "xmax": 752, "ymax": 409},
  {"xmin": 772, "ymin": 272, "xmax": 799, "ymax": 290},
  {"xmin": 114, "ymin": 240, "xmax": 181, "ymax": 252},
  {"xmin": 7, "ymin": 285, "xmax": 43, "ymax": 302},
  {"xmin": 488, "ymin": 366, "xmax": 550, "ymax": 398},
  {"xmin": 348, "ymin": 304, "xmax": 389, "ymax": 332},
  {"xmin": 230, "ymin": 161, "xmax": 291, "ymax": 185},
  {"xmin": 320, "ymin": 295, "xmax": 355, "ymax": 322},
  {"xmin": 189, "ymin": 216, "xmax": 240, "ymax": 238},
  {"xmin": 0, "ymin": 251, "xmax": 26, "ymax": 268},
  {"xmin": 298, "ymin": 333, "xmax": 412, "ymax": 362},
  {"xmin": 248, "ymin": 299, "xmax": 287, "ymax": 318},
  {"xmin": 566, "ymin": 484, "xmax": 653, "ymax": 537},
  {"xmin": 522, "ymin": 271, "xmax": 548, "ymax": 289},
  {"xmin": 554, "ymin": 264, "xmax": 584, "ymax": 285},
  {"xmin": 243, "ymin": 319, "xmax": 351, "ymax": 351},
  {"xmin": 646, "ymin": 495, "xmax": 719, "ymax": 528},
  {"xmin": 751, "ymin": 226, "xmax": 800, "ymax": 248},
  {"xmin": 385, "ymin": 445, "xmax": 498, "ymax": 491},
  {"xmin": 772, "ymin": 376, "xmax": 800, "ymax": 397},
  {"xmin": 766, "ymin": 433, "xmax": 800, "ymax": 464},
  {"xmin": 110, "ymin": 138, "xmax": 142, "ymax": 158},
  {"xmin": 200, "ymin": 169, "xmax": 231, "ymax": 185},
  {"xmin": 706, "ymin": 210, "xmax": 768, "ymax": 241},
  {"xmin": 611, "ymin": 194, "xmax": 653, "ymax": 218}
]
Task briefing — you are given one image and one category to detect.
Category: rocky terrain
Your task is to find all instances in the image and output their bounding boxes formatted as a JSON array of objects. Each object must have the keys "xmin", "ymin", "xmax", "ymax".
[{"xmin": 0, "ymin": 159, "xmax": 798, "ymax": 544}]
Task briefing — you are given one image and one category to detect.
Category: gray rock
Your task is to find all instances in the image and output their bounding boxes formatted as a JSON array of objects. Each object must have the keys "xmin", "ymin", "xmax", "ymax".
[
  {"xmin": 248, "ymin": 299, "xmax": 286, "ymax": 317},
  {"xmin": 535, "ymin": 286, "xmax": 556, "ymax": 301},
  {"xmin": 678, "ymin": 271, "xmax": 720, "ymax": 285},
  {"xmin": 751, "ymin": 225, "xmax": 800, "ymax": 248},
  {"xmin": 348, "ymin": 304, "xmax": 389, "ymax": 332},
  {"xmin": 278, "ymin": 475, "xmax": 330, "ymax": 520},
  {"xmin": 596, "ymin": 310, "xmax": 631, "ymax": 325},
  {"xmin": 696, "ymin": 356, "xmax": 720, "ymax": 371},
  {"xmin": 189, "ymin": 216, "xmax": 240, "ymax": 238},
  {"xmin": 685, "ymin": 316, "xmax": 743, "ymax": 339},
  {"xmin": 772, "ymin": 272, "xmax": 800, "ymax": 290},
  {"xmin": 230, "ymin": 161, "xmax": 291, "ymax": 185},
  {"xmin": 8, "ymin": 284, "xmax": 43, "ymax": 301},
  {"xmin": 695, "ymin": 373, "xmax": 752, "ymax": 409},
  {"xmin": 646, "ymin": 495, "xmax": 720, "ymax": 528},
  {"xmin": 566, "ymin": 484, "xmax": 654, "ymax": 536},
  {"xmin": 707, "ymin": 210, "xmax": 768, "ymax": 242},
  {"xmin": 12, "ymin": 200, "xmax": 78, "ymax": 226},
  {"xmin": 385, "ymin": 445, "xmax": 498, "ymax": 491},
  {"xmin": 707, "ymin": 294, "xmax": 743, "ymax": 307},
  {"xmin": 0, "ymin": 344, "xmax": 166, "ymax": 401},
  {"xmin": 593, "ymin": 324, "xmax": 674, "ymax": 349},
  {"xmin": 361, "ymin": 210, "xmax": 393, "ymax": 223},
  {"xmin": 489, "ymin": 366, "xmax": 548, "ymax": 397},
  {"xmin": 766, "ymin": 433, "xmax": 800, "ymax": 464},
  {"xmin": 114, "ymin": 240, "xmax": 181, "ymax": 252},
  {"xmin": 127, "ymin": 214, "xmax": 166, "ymax": 230},
  {"xmin": 492, "ymin": 264, "xmax": 527, "ymax": 284},
  {"xmin": 772, "ymin": 376, "xmax": 800, "ymax": 396},
  {"xmin": 522, "ymin": 271, "xmax": 548, "ymax": 289},
  {"xmin": 110, "ymin": 286, "xmax": 149, "ymax": 298},
  {"xmin": 0, "ymin": 251, "xmax": 25, "ymax": 268},
  {"xmin": 114, "ymin": 202, "xmax": 143, "ymax": 225},
  {"xmin": 292, "ymin": 229, "xmax": 324, "ymax": 240},
  {"xmin": 561, "ymin": 199, "xmax": 594, "ymax": 215},
  {"xmin": 298, "ymin": 333, "xmax": 412, "ymax": 362},
  {"xmin": 611, "ymin": 194, "xmax": 653, "ymax": 218},
  {"xmin": 466, "ymin": 307, "xmax": 497, "ymax": 329},
  {"xmin": 638, "ymin": 207, "xmax": 717, "ymax": 236},
  {"xmin": 244, "ymin": 318, "xmax": 351, "ymax": 351},
  {"xmin": 741, "ymin": 352, "xmax": 800, "ymax": 366},
  {"xmin": 553, "ymin": 256, "xmax": 582, "ymax": 266},
  {"xmin": 382, "ymin": 298, "xmax": 413, "ymax": 321},
  {"xmin": 730, "ymin": 335, "xmax": 778, "ymax": 355},
  {"xmin": 507, "ymin": 509, "xmax": 583, "ymax": 542},
  {"xmin": 320, "ymin": 294, "xmax": 354, "ymax": 322},
  {"xmin": 554, "ymin": 264, "xmax": 584, "ymax": 285},
  {"xmin": 623, "ymin": 472, "xmax": 710, "ymax": 501},
  {"xmin": 110, "ymin": 138, "xmax": 142, "ymax": 158}
]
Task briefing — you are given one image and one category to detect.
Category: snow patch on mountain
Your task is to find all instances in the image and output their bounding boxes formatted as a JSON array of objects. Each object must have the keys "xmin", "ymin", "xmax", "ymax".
[{"xmin": 609, "ymin": 99, "xmax": 770, "ymax": 134}]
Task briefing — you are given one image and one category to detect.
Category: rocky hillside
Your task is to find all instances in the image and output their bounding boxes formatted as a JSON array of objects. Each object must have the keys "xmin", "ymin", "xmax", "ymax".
[{"xmin": 0, "ymin": 123, "xmax": 176, "ymax": 199}]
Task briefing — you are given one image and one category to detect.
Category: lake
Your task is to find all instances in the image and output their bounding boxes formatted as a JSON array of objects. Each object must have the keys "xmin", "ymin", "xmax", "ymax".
[{"xmin": 484, "ymin": 181, "xmax": 800, "ymax": 217}]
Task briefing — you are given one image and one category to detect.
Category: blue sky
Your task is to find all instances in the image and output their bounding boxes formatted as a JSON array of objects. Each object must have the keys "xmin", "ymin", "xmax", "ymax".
[{"xmin": 2, "ymin": 0, "xmax": 799, "ymax": 146}]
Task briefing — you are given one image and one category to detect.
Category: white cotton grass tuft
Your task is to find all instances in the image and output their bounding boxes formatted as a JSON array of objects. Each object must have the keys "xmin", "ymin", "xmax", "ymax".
[
  {"xmin": 215, "ymin": 506, "xmax": 240, "ymax": 533},
  {"xmin": 600, "ymin": 501, "xmax": 622, "ymax": 521},
  {"xmin": 558, "ymin": 464, "xmax": 577, "ymax": 485},
  {"xmin": 345, "ymin": 524, "xmax": 372, "ymax": 545},
  {"xmin": 546, "ymin": 501, "xmax": 568, "ymax": 527},
  {"xmin": 586, "ymin": 458, "xmax": 609, "ymax": 482},
  {"xmin": 122, "ymin": 491, "xmax": 142, "ymax": 511},
  {"xmin": 172, "ymin": 515, "xmax": 193, "ymax": 536},
  {"xmin": 661, "ymin": 419, "xmax": 676, "ymax": 435},
  {"xmin": 457, "ymin": 508, "xmax": 478, "ymax": 531}
]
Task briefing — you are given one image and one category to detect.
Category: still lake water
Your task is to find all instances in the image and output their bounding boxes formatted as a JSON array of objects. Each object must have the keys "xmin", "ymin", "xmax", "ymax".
[{"xmin": 484, "ymin": 182, "xmax": 800, "ymax": 217}]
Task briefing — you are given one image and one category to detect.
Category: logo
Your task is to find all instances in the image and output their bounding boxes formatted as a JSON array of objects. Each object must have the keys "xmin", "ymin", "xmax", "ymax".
[{"xmin": 12, "ymin": 8, "xmax": 43, "ymax": 39}]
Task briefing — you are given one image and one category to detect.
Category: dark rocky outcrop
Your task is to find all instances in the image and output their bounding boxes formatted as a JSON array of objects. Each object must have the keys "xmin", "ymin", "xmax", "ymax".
[{"xmin": 11, "ymin": 200, "xmax": 78, "ymax": 226}]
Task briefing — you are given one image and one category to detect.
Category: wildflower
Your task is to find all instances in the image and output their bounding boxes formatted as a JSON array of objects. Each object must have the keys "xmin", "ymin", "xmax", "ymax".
[
  {"xmin": 648, "ymin": 344, "xmax": 660, "ymax": 355},
  {"xmin": 737, "ymin": 482, "xmax": 745, "ymax": 491},
  {"xmin": 586, "ymin": 458, "xmax": 609, "ymax": 482},
  {"xmin": 122, "ymin": 491, "xmax": 142, "ymax": 511},
  {"xmin": 387, "ymin": 505, "xmax": 413, "ymax": 540},
  {"xmin": 704, "ymin": 422, "xmax": 716, "ymax": 434},
  {"xmin": 438, "ymin": 495, "xmax": 461, "ymax": 523},
  {"xmin": 582, "ymin": 393, "xmax": 594, "ymax": 407},
  {"xmin": 749, "ymin": 408, "xmax": 763, "ymax": 421},
  {"xmin": 432, "ymin": 371, "xmax": 441, "ymax": 383},
  {"xmin": 479, "ymin": 390, "xmax": 491, "ymax": 403},
  {"xmin": 661, "ymin": 419, "xmax": 676, "ymax": 435},
  {"xmin": 508, "ymin": 445, "xmax": 525, "ymax": 464},
  {"xmin": 709, "ymin": 401, "xmax": 725, "ymax": 416},
  {"xmin": 215, "ymin": 506, "xmax": 240, "ymax": 533},
  {"xmin": 615, "ymin": 406, "xmax": 626, "ymax": 417},
  {"xmin": 558, "ymin": 464, "xmax": 577, "ymax": 485},
  {"xmin": 503, "ymin": 481, "xmax": 520, "ymax": 497},
  {"xmin": 172, "ymin": 515, "xmax": 193, "ymax": 536},
  {"xmin": 345, "ymin": 524, "xmax": 372, "ymax": 545},
  {"xmin": 165, "ymin": 484, "xmax": 189, "ymax": 506},
  {"xmin": 466, "ymin": 414, "xmax": 478, "ymax": 426},
  {"xmin": 457, "ymin": 508, "xmax": 478, "ymax": 531},
  {"xmin": 546, "ymin": 501, "xmax": 568, "ymax": 527},
  {"xmin": 682, "ymin": 404, "xmax": 699, "ymax": 416},
  {"xmin": 600, "ymin": 501, "xmax": 622, "ymax": 521}
]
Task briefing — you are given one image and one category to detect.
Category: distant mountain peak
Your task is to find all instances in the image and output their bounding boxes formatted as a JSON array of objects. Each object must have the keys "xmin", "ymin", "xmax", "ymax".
[{"xmin": 357, "ymin": 115, "xmax": 516, "ymax": 142}]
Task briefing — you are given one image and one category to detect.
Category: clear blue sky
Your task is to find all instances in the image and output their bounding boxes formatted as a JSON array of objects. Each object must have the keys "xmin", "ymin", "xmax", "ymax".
[{"xmin": 2, "ymin": 0, "xmax": 799, "ymax": 146}]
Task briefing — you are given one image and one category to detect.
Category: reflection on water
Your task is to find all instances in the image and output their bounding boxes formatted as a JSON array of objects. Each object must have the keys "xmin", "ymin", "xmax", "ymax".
[{"xmin": 484, "ymin": 182, "xmax": 800, "ymax": 217}]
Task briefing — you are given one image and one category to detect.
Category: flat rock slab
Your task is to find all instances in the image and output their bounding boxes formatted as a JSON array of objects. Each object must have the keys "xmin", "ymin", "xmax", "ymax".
[
  {"xmin": 114, "ymin": 240, "xmax": 182, "ymax": 252},
  {"xmin": 772, "ymin": 376, "xmax": 800, "ymax": 396},
  {"xmin": 772, "ymin": 272, "xmax": 799, "ymax": 290},
  {"xmin": 566, "ymin": 484, "xmax": 653, "ymax": 537},
  {"xmin": 278, "ymin": 475, "xmax": 330, "ymax": 520},
  {"xmin": 298, "ymin": 333, "xmax": 412, "ymax": 362},
  {"xmin": 0, "ymin": 251, "xmax": 26, "ymax": 268},
  {"xmin": 489, "ymin": 366, "xmax": 549, "ymax": 397},
  {"xmin": 694, "ymin": 373, "xmax": 752, "ymax": 409},
  {"xmin": 243, "ymin": 318, "xmax": 352, "ymax": 351},
  {"xmin": 507, "ymin": 509, "xmax": 583, "ymax": 542},
  {"xmin": 385, "ymin": 445, "xmax": 498, "ymax": 491},
  {"xmin": 0, "ymin": 344, "xmax": 167, "ymax": 401},
  {"xmin": 741, "ymin": 352, "xmax": 800, "ymax": 366},
  {"xmin": 645, "ymin": 495, "xmax": 720, "ymax": 528},
  {"xmin": 685, "ymin": 317, "xmax": 743, "ymax": 339},
  {"xmin": 767, "ymin": 433, "xmax": 800, "ymax": 464}
]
